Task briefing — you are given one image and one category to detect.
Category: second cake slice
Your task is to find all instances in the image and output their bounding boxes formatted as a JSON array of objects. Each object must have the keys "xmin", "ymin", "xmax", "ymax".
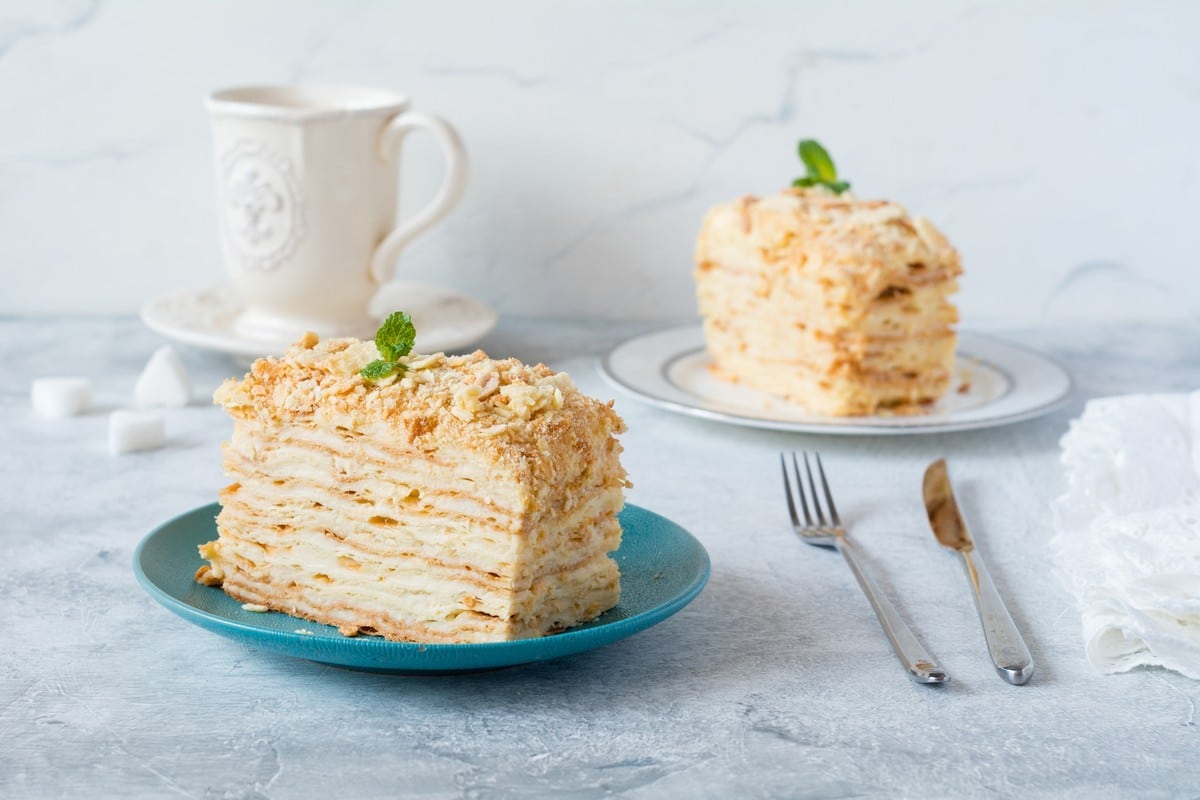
[{"xmin": 694, "ymin": 187, "xmax": 962, "ymax": 415}]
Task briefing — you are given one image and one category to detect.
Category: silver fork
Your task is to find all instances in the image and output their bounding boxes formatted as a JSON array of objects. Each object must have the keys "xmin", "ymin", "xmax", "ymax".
[{"xmin": 781, "ymin": 452, "xmax": 950, "ymax": 685}]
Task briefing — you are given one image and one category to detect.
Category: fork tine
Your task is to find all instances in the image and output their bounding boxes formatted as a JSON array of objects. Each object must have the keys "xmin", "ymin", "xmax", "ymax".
[
  {"xmin": 779, "ymin": 454, "xmax": 800, "ymax": 526},
  {"xmin": 791, "ymin": 452, "xmax": 813, "ymax": 525},
  {"xmin": 814, "ymin": 452, "xmax": 841, "ymax": 526},
  {"xmin": 803, "ymin": 452, "xmax": 827, "ymax": 526}
]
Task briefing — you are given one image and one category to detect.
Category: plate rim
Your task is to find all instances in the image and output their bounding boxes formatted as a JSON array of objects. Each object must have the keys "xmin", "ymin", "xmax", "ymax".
[
  {"xmin": 133, "ymin": 501, "xmax": 710, "ymax": 672},
  {"xmin": 140, "ymin": 283, "xmax": 498, "ymax": 358},
  {"xmin": 599, "ymin": 324, "xmax": 1073, "ymax": 435}
]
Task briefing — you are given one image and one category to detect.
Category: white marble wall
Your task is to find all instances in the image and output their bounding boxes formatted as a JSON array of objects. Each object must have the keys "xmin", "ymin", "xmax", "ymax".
[{"xmin": 2, "ymin": 0, "xmax": 1198, "ymax": 323}]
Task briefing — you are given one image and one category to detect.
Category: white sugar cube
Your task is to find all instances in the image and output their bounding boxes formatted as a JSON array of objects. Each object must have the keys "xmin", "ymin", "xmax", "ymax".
[
  {"xmin": 134, "ymin": 345, "xmax": 192, "ymax": 407},
  {"xmin": 108, "ymin": 410, "xmax": 165, "ymax": 454},
  {"xmin": 31, "ymin": 377, "xmax": 93, "ymax": 418}
]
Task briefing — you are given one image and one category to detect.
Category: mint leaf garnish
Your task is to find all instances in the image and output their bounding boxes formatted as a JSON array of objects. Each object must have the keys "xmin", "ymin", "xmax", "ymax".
[
  {"xmin": 374, "ymin": 311, "xmax": 416, "ymax": 362},
  {"xmin": 361, "ymin": 359, "xmax": 400, "ymax": 381},
  {"xmin": 798, "ymin": 140, "xmax": 837, "ymax": 182},
  {"xmin": 794, "ymin": 139, "xmax": 850, "ymax": 194},
  {"xmin": 361, "ymin": 311, "xmax": 417, "ymax": 382}
]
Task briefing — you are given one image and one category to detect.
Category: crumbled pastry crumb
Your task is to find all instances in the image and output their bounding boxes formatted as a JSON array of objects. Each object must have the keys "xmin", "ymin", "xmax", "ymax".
[
  {"xmin": 241, "ymin": 603, "xmax": 270, "ymax": 613},
  {"xmin": 194, "ymin": 565, "xmax": 223, "ymax": 586}
]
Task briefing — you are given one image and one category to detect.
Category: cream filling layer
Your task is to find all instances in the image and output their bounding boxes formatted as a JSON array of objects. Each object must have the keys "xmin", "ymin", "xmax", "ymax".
[
  {"xmin": 703, "ymin": 320, "xmax": 956, "ymax": 374},
  {"xmin": 697, "ymin": 264, "xmax": 958, "ymax": 334},
  {"xmin": 216, "ymin": 493, "xmax": 623, "ymax": 589},
  {"xmin": 221, "ymin": 439, "xmax": 624, "ymax": 583},
  {"xmin": 711, "ymin": 356, "xmax": 951, "ymax": 414}
]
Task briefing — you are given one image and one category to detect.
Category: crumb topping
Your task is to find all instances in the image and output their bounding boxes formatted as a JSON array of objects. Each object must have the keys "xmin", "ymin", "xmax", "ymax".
[
  {"xmin": 214, "ymin": 336, "xmax": 627, "ymax": 458},
  {"xmin": 696, "ymin": 186, "xmax": 962, "ymax": 286}
]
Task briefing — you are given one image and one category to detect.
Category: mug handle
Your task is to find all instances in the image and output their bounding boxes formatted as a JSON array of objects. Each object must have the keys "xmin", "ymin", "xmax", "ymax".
[{"xmin": 369, "ymin": 111, "xmax": 469, "ymax": 284}]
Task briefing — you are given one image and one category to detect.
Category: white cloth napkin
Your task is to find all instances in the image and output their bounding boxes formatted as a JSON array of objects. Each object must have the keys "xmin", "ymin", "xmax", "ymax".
[{"xmin": 1051, "ymin": 391, "xmax": 1200, "ymax": 679}]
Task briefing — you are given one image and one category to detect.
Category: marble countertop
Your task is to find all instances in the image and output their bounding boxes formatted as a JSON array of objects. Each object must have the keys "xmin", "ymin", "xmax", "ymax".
[{"xmin": 4, "ymin": 316, "xmax": 1199, "ymax": 799}]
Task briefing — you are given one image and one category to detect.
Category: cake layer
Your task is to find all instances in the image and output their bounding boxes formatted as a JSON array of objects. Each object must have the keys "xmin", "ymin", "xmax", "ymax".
[
  {"xmin": 695, "ymin": 192, "xmax": 961, "ymax": 291},
  {"xmin": 222, "ymin": 423, "xmax": 625, "ymax": 585},
  {"xmin": 710, "ymin": 354, "xmax": 953, "ymax": 415},
  {"xmin": 695, "ymin": 253, "xmax": 960, "ymax": 309},
  {"xmin": 216, "ymin": 484, "xmax": 622, "ymax": 590},
  {"xmin": 200, "ymin": 515, "xmax": 619, "ymax": 624},
  {"xmin": 214, "ymin": 340, "xmax": 629, "ymax": 500},
  {"xmin": 200, "ymin": 535, "xmax": 620, "ymax": 643},
  {"xmin": 702, "ymin": 318, "xmax": 958, "ymax": 375},
  {"xmin": 696, "ymin": 264, "xmax": 958, "ymax": 337},
  {"xmin": 227, "ymin": 419, "xmax": 627, "ymax": 525}
]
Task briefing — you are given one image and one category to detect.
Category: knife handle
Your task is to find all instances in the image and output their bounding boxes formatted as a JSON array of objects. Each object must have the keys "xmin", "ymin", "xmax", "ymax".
[
  {"xmin": 961, "ymin": 550, "xmax": 1033, "ymax": 685},
  {"xmin": 835, "ymin": 536, "xmax": 950, "ymax": 685}
]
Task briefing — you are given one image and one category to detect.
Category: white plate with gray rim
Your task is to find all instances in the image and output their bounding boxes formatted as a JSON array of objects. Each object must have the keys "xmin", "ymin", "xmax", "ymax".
[{"xmin": 599, "ymin": 326, "xmax": 1072, "ymax": 435}]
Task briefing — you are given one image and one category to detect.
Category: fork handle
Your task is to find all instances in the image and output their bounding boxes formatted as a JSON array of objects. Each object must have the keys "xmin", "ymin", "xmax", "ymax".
[{"xmin": 835, "ymin": 536, "xmax": 950, "ymax": 685}]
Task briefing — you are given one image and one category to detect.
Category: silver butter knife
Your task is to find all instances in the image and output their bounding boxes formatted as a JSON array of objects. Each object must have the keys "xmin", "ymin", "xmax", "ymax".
[{"xmin": 922, "ymin": 459, "xmax": 1033, "ymax": 685}]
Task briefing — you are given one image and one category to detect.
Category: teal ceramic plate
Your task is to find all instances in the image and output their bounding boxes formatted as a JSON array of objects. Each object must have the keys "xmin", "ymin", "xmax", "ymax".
[{"xmin": 134, "ymin": 503, "xmax": 710, "ymax": 674}]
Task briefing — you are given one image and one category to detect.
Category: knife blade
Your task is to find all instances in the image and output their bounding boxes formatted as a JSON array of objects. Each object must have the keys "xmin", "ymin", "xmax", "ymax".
[{"xmin": 922, "ymin": 458, "xmax": 1034, "ymax": 685}]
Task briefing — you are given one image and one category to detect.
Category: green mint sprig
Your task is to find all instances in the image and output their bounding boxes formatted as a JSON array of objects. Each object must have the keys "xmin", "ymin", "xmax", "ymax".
[
  {"xmin": 361, "ymin": 311, "xmax": 416, "ymax": 382},
  {"xmin": 793, "ymin": 139, "xmax": 850, "ymax": 194}
]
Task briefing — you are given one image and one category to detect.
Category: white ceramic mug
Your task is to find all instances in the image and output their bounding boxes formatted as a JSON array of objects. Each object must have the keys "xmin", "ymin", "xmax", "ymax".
[{"xmin": 206, "ymin": 85, "xmax": 468, "ymax": 340}]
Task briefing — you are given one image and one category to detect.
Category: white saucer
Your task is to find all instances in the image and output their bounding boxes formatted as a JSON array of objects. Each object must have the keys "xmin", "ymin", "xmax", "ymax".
[
  {"xmin": 141, "ymin": 282, "xmax": 498, "ymax": 359},
  {"xmin": 599, "ymin": 326, "xmax": 1072, "ymax": 435}
]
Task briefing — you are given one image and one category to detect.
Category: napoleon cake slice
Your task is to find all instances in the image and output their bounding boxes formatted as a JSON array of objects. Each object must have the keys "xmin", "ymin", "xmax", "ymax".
[
  {"xmin": 196, "ymin": 316, "xmax": 629, "ymax": 643},
  {"xmin": 694, "ymin": 142, "xmax": 962, "ymax": 416}
]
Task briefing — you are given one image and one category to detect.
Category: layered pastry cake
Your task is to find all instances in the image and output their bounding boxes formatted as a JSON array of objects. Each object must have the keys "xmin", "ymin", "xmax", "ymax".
[
  {"xmin": 196, "ymin": 330, "xmax": 628, "ymax": 643},
  {"xmin": 694, "ymin": 187, "xmax": 962, "ymax": 415}
]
